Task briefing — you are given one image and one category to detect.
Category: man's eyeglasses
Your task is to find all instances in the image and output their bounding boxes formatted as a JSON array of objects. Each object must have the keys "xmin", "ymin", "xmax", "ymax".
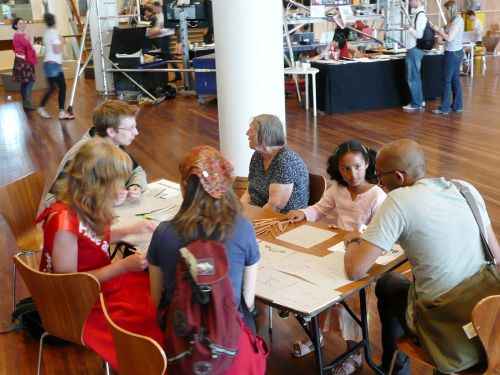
[
  {"xmin": 375, "ymin": 170, "xmax": 407, "ymax": 178},
  {"xmin": 117, "ymin": 125, "xmax": 137, "ymax": 132}
]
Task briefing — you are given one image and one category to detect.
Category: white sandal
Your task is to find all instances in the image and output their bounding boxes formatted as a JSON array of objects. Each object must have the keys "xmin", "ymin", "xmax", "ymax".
[
  {"xmin": 59, "ymin": 111, "xmax": 75, "ymax": 120},
  {"xmin": 37, "ymin": 107, "xmax": 51, "ymax": 119}
]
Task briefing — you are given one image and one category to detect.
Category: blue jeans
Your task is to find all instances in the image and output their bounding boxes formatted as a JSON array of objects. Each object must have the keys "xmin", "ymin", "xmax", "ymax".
[
  {"xmin": 405, "ymin": 47, "xmax": 425, "ymax": 107},
  {"xmin": 440, "ymin": 50, "xmax": 464, "ymax": 113}
]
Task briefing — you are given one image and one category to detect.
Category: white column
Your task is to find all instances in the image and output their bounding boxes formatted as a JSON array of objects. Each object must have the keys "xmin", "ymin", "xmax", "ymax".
[
  {"xmin": 88, "ymin": 0, "xmax": 117, "ymax": 93},
  {"xmin": 47, "ymin": 0, "xmax": 72, "ymax": 36},
  {"xmin": 213, "ymin": 0, "xmax": 286, "ymax": 177}
]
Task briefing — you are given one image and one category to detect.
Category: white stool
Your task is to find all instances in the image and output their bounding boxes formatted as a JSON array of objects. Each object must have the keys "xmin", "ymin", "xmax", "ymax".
[{"xmin": 284, "ymin": 67, "xmax": 319, "ymax": 117}]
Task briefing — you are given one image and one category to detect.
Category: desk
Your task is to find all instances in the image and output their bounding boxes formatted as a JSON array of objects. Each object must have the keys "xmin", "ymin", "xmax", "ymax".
[
  {"xmin": 244, "ymin": 204, "xmax": 407, "ymax": 375},
  {"xmin": 312, "ymin": 54, "xmax": 444, "ymax": 114},
  {"xmin": 115, "ymin": 184, "xmax": 406, "ymax": 375},
  {"xmin": 284, "ymin": 67, "xmax": 319, "ymax": 117}
]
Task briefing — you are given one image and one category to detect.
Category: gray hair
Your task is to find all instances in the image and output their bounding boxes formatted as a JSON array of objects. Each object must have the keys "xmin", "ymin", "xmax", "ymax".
[{"xmin": 252, "ymin": 114, "xmax": 286, "ymax": 147}]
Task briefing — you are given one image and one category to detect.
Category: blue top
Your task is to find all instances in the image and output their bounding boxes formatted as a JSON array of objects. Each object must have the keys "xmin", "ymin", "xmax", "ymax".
[
  {"xmin": 147, "ymin": 215, "xmax": 260, "ymax": 307},
  {"xmin": 248, "ymin": 146, "xmax": 309, "ymax": 214}
]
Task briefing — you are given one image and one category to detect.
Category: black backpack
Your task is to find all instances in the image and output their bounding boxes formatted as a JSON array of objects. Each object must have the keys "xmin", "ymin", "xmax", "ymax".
[{"xmin": 415, "ymin": 11, "xmax": 436, "ymax": 50}]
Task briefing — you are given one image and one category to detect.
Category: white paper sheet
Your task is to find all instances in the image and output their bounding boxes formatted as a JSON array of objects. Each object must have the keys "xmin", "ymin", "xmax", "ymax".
[
  {"xmin": 271, "ymin": 280, "xmax": 342, "ymax": 314},
  {"xmin": 258, "ymin": 240, "xmax": 296, "ymax": 267},
  {"xmin": 152, "ymin": 179, "xmax": 181, "ymax": 199},
  {"xmin": 276, "ymin": 225, "xmax": 336, "ymax": 249},
  {"xmin": 256, "ymin": 267, "xmax": 301, "ymax": 298},
  {"xmin": 375, "ymin": 244, "xmax": 405, "ymax": 265},
  {"xmin": 269, "ymin": 251, "xmax": 352, "ymax": 287}
]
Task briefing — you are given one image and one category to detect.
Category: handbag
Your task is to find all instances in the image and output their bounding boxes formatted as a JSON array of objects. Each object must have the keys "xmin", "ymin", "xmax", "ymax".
[{"xmin": 413, "ymin": 181, "xmax": 500, "ymax": 374}]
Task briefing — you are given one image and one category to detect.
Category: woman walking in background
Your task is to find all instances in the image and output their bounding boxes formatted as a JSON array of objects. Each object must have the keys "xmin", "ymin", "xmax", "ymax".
[
  {"xmin": 37, "ymin": 13, "xmax": 74, "ymax": 120},
  {"xmin": 11, "ymin": 17, "xmax": 38, "ymax": 110}
]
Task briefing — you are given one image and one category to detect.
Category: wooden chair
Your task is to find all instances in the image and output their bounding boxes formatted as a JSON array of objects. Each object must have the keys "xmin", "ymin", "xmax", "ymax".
[
  {"xmin": 471, "ymin": 295, "xmax": 500, "ymax": 374},
  {"xmin": 481, "ymin": 35, "xmax": 500, "ymax": 76},
  {"xmin": 308, "ymin": 173, "xmax": 327, "ymax": 206},
  {"xmin": 100, "ymin": 294, "xmax": 167, "ymax": 375},
  {"xmin": 388, "ymin": 295, "xmax": 500, "ymax": 375},
  {"xmin": 0, "ymin": 171, "xmax": 45, "ymax": 310},
  {"xmin": 13, "ymin": 253, "xmax": 104, "ymax": 375}
]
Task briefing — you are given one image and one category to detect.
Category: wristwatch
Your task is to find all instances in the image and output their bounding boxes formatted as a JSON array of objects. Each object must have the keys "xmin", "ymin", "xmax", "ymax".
[{"xmin": 344, "ymin": 237, "xmax": 362, "ymax": 247}]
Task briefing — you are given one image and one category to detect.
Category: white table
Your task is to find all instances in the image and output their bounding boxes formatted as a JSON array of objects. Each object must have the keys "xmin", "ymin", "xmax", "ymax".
[{"xmin": 284, "ymin": 67, "xmax": 319, "ymax": 117}]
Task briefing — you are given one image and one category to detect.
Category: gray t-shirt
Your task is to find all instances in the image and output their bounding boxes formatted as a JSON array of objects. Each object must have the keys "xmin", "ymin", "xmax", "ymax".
[
  {"xmin": 362, "ymin": 178, "xmax": 489, "ymax": 331},
  {"xmin": 445, "ymin": 16, "xmax": 464, "ymax": 52}
]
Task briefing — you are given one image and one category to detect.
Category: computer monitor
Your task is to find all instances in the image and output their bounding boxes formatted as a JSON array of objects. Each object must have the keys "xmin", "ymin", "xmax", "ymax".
[
  {"xmin": 109, "ymin": 27, "xmax": 147, "ymax": 61},
  {"xmin": 164, "ymin": 0, "xmax": 210, "ymax": 27}
]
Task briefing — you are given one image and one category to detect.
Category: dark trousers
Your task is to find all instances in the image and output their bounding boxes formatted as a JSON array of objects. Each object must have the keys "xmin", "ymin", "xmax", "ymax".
[
  {"xmin": 375, "ymin": 272, "xmax": 413, "ymax": 375},
  {"xmin": 20, "ymin": 81, "xmax": 33, "ymax": 101},
  {"xmin": 40, "ymin": 72, "xmax": 66, "ymax": 110}
]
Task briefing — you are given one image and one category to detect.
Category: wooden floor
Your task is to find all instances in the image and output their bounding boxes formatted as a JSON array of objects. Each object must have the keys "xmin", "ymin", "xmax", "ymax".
[{"xmin": 1, "ymin": 63, "xmax": 499, "ymax": 374}]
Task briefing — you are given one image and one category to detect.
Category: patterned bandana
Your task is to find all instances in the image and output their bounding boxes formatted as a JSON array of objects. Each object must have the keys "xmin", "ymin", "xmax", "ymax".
[{"xmin": 179, "ymin": 146, "xmax": 234, "ymax": 199}]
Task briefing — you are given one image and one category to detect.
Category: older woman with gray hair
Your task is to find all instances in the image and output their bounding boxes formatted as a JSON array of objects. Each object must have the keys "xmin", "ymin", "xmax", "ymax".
[{"xmin": 241, "ymin": 114, "xmax": 309, "ymax": 213}]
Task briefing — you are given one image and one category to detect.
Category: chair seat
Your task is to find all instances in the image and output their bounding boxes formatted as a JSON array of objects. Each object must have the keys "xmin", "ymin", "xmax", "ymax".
[{"xmin": 396, "ymin": 336, "xmax": 486, "ymax": 374}]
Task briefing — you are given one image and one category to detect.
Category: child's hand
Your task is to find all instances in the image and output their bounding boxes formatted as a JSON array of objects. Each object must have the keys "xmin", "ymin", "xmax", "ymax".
[
  {"xmin": 121, "ymin": 253, "xmax": 148, "ymax": 273},
  {"xmin": 287, "ymin": 210, "xmax": 306, "ymax": 223},
  {"xmin": 115, "ymin": 189, "xmax": 128, "ymax": 206}
]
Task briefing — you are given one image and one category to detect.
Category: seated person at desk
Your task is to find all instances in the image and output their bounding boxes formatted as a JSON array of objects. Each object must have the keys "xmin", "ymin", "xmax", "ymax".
[
  {"xmin": 46, "ymin": 100, "xmax": 147, "ymax": 205},
  {"xmin": 144, "ymin": 2, "xmax": 175, "ymax": 58},
  {"xmin": 287, "ymin": 140, "xmax": 386, "ymax": 373},
  {"xmin": 343, "ymin": 139, "xmax": 500, "ymax": 374},
  {"xmin": 467, "ymin": 10, "xmax": 484, "ymax": 44},
  {"xmin": 241, "ymin": 114, "xmax": 309, "ymax": 214},
  {"xmin": 311, "ymin": 28, "xmax": 357, "ymax": 60},
  {"xmin": 147, "ymin": 145, "xmax": 267, "ymax": 374},
  {"xmin": 37, "ymin": 139, "xmax": 163, "ymax": 370}
]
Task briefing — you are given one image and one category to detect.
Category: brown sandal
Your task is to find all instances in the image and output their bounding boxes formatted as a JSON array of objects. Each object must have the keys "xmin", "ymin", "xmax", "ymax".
[{"xmin": 331, "ymin": 352, "xmax": 363, "ymax": 374}]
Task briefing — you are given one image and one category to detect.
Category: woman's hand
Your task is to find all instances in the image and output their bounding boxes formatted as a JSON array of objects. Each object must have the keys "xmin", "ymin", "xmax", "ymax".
[
  {"xmin": 120, "ymin": 253, "xmax": 149, "ymax": 273},
  {"xmin": 287, "ymin": 209, "xmax": 306, "ymax": 223}
]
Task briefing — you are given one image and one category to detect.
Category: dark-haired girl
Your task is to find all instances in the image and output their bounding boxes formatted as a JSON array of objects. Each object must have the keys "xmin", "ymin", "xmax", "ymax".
[
  {"xmin": 11, "ymin": 17, "xmax": 38, "ymax": 110},
  {"xmin": 287, "ymin": 140, "xmax": 386, "ymax": 375}
]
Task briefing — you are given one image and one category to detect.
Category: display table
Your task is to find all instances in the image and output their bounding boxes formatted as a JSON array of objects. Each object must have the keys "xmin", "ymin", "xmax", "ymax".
[{"xmin": 312, "ymin": 54, "xmax": 444, "ymax": 114}]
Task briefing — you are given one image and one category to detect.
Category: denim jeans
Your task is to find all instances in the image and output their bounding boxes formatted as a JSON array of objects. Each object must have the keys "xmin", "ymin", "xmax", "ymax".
[
  {"xmin": 440, "ymin": 50, "xmax": 464, "ymax": 113},
  {"xmin": 405, "ymin": 47, "xmax": 425, "ymax": 107}
]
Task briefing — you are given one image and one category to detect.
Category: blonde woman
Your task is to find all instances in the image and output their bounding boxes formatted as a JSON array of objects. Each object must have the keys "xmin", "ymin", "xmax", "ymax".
[
  {"xmin": 36, "ymin": 138, "xmax": 163, "ymax": 370},
  {"xmin": 431, "ymin": 1, "xmax": 464, "ymax": 115}
]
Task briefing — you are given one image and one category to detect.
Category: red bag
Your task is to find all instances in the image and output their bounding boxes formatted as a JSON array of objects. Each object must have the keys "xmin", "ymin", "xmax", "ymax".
[{"xmin": 164, "ymin": 240, "xmax": 243, "ymax": 375}]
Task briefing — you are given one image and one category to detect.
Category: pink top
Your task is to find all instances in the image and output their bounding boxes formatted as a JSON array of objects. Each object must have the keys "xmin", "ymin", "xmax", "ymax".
[
  {"xmin": 300, "ymin": 181, "xmax": 386, "ymax": 231},
  {"xmin": 12, "ymin": 33, "xmax": 38, "ymax": 65}
]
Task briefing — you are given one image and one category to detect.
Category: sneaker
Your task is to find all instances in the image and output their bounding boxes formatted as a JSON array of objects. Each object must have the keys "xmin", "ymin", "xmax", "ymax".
[
  {"xmin": 452, "ymin": 108, "xmax": 463, "ymax": 112},
  {"xmin": 432, "ymin": 109, "xmax": 450, "ymax": 115},
  {"xmin": 404, "ymin": 101, "xmax": 425, "ymax": 107},
  {"xmin": 37, "ymin": 107, "xmax": 51, "ymax": 119},
  {"xmin": 402, "ymin": 104, "xmax": 423, "ymax": 111}
]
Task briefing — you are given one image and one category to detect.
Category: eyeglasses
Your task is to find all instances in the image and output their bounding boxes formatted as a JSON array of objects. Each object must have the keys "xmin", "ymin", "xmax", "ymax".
[
  {"xmin": 117, "ymin": 125, "xmax": 137, "ymax": 132},
  {"xmin": 375, "ymin": 170, "xmax": 407, "ymax": 178}
]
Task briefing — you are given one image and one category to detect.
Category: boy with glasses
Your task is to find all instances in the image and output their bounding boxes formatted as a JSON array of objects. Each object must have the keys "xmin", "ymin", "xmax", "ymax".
[{"xmin": 46, "ymin": 100, "xmax": 147, "ymax": 205}]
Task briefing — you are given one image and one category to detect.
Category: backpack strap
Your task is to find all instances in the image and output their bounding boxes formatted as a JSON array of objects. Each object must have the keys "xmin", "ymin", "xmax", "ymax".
[{"xmin": 414, "ymin": 11, "xmax": 427, "ymax": 28}]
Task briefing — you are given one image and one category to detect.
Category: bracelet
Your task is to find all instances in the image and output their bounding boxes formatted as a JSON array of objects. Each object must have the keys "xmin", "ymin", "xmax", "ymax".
[{"xmin": 344, "ymin": 237, "xmax": 362, "ymax": 247}]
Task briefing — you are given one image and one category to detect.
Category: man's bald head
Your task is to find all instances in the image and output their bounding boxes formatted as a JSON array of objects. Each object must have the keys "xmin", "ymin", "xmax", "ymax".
[{"xmin": 378, "ymin": 139, "xmax": 426, "ymax": 181}]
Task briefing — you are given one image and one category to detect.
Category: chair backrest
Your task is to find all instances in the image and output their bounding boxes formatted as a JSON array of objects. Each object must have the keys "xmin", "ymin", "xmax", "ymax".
[
  {"xmin": 0, "ymin": 171, "xmax": 45, "ymax": 250},
  {"xmin": 472, "ymin": 294, "xmax": 500, "ymax": 374},
  {"xmin": 100, "ymin": 294, "xmax": 167, "ymax": 375},
  {"xmin": 483, "ymin": 36, "xmax": 500, "ymax": 54},
  {"xmin": 308, "ymin": 173, "xmax": 327, "ymax": 206},
  {"xmin": 13, "ymin": 254, "xmax": 100, "ymax": 345}
]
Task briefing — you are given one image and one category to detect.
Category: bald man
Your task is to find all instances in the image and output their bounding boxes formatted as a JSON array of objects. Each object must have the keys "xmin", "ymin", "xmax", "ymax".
[{"xmin": 343, "ymin": 139, "xmax": 500, "ymax": 374}]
